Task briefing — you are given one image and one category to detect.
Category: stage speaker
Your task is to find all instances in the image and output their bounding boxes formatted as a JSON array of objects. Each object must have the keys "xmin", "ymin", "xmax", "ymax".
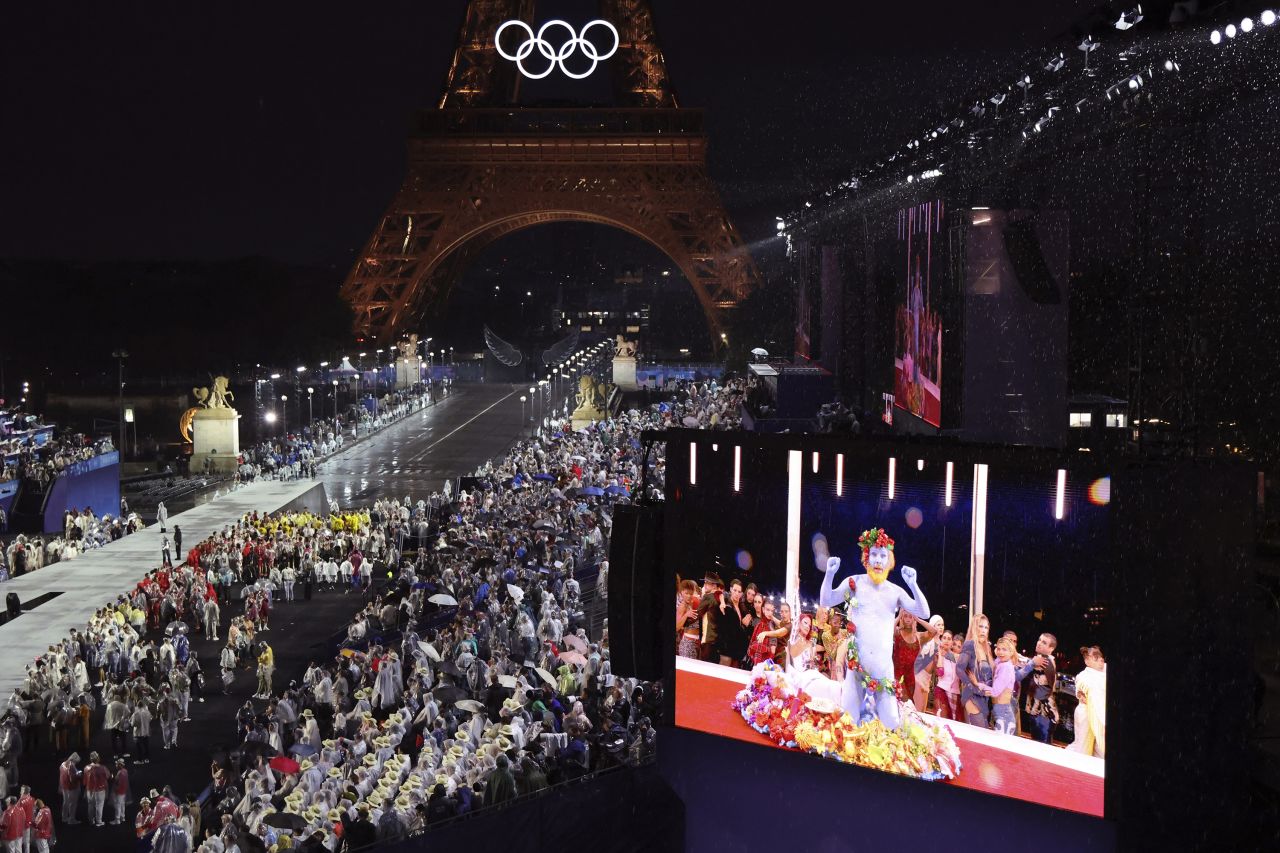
[
  {"xmin": 1003, "ymin": 217, "xmax": 1061, "ymax": 304},
  {"xmin": 5, "ymin": 592, "xmax": 20, "ymax": 620},
  {"xmin": 607, "ymin": 504, "xmax": 665, "ymax": 682}
]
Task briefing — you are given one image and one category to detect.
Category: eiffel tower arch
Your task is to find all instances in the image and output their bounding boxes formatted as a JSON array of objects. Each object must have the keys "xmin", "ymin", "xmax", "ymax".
[{"xmin": 340, "ymin": 0, "xmax": 759, "ymax": 348}]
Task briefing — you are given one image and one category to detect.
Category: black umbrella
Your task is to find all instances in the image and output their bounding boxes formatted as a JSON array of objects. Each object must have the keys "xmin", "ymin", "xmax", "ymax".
[
  {"xmin": 438, "ymin": 661, "xmax": 463, "ymax": 679},
  {"xmin": 434, "ymin": 685, "xmax": 467, "ymax": 706},
  {"xmin": 264, "ymin": 813, "xmax": 308, "ymax": 832},
  {"xmin": 238, "ymin": 740, "xmax": 278, "ymax": 758}
]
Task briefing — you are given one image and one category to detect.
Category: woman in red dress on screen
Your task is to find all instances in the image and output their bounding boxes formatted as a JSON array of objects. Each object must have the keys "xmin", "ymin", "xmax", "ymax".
[{"xmin": 892, "ymin": 608, "xmax": 938, "ymax": 702}]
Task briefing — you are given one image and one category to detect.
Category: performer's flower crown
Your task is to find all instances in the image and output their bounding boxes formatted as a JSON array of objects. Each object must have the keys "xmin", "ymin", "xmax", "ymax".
[{"xmin": 857, "ymin": 528, "xmax": 895, "ymax": 554}]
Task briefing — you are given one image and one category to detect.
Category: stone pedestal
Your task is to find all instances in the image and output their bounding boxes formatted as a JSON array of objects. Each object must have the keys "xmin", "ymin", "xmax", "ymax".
[
  {"xmin": 612, "ymin": 356, "xmax": 638, "ymax": 391},
  {"xmin": 395, "ymin": 356, "xmax": 422, "ymax": 390},
  {"xmin": 571, "ymin": 405, "xmax": 604, "ymax": 432},
  {"xmin": 191, "ymin": 408, "xmax": 240, "ymax": 474}
]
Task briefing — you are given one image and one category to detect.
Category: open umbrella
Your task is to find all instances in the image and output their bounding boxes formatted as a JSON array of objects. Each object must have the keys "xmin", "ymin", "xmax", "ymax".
[
  {"xmin": 532, "ymin": 520, "xmax": 556, "ymax": 531},
  {"xmin": 455, "ymin": 699, "xmax": 485, "ymax": 714},
  {"xmin": 287, "ymin": 741, "xmax": 318, "ymax": 759},
  {"xmin": 534, "ymin": 667, "xmax": 556, "ymax": 688},
  {"xmin": 581, "ymin": 486, "xmax": 604, "ymax": 497},
  {"xmin": 238, "ymin": 741, "xmax": 278, "ymax": 759},
  {"xmin": 417, "ymin": 641, "xmax": 442, "ymax": 663},
  {"xmin": 570, "ymin": 454, "xmax": 587, "ymax": 462},
  {"xmin": 750, "ymin": 347, "xmax": 769, "ymax": 359},
  {"xmin": 438, "ymin": 661, "xmax": 463, "ymax": 679},
  {"xmin": 268, "ymin": 755, "xmax": 301, "ymax": 776},
  {"xmin": 497, "ymin": 675, "xmax": 519, "ymax": 689},
  {"xmin": 562, "ymin": 635, "xmax": 588, "ymax": 654},
  {"xmin": 428, "ymin": 593, "xmax": 458, "ymax": 606},
  {"xmin": 506, "ymin": 584, "xmax": 525, "ymax": 603},
  {"xmin": 434, "ymin": 685, "xmax": 467, "ymax": 706},
  {"xmin": 604, "ymin": 485, "xmax": 627, "ymax": 496},
  {"xmin": 264, "ymin": 812, "xmax": 309, "ymax": 832},
  {"xmin": 532, "ymin": 473, "xmax": 555, "ymax": 482},
  {"xmin": 559, "ymin": 650, "xmax": 588, "ymax": 667}
]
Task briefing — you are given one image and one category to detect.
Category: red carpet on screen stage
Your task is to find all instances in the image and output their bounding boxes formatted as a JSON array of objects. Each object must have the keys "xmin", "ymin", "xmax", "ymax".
[{"xmin": 676, "ymin": 667, "xmax": 1104, "ymax": 818}]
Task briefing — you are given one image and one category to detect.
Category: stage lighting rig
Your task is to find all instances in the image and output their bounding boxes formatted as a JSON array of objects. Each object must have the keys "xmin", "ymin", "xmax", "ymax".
[
  {"xmin": 1263, "ymin": 10, "xmax": 1277, "ymax": 26},
  {"xmin": 1044, "ymin": 53, "xmax": 1066, "ymax": 72},
  {"xmin": 1241, "ymin": 17, "xmax": 1254, "ymax": 32}
]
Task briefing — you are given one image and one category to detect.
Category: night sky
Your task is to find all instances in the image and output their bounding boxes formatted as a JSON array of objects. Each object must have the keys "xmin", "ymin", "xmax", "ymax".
[{"xmin": 0, "ymin": 0, "xmax": 1096, "ymax": 265}]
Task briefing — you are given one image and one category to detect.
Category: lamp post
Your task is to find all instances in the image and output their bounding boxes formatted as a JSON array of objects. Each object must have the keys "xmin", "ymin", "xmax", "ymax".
[
  {"xmin": 307, "ymin": 387, "xmax": 314, "ymax": 428},
  {"xmin": 280, "ymin": 395, "xmax": 288, "ymax": 437},
  {"xmin": 520, "ymin": 395, "xmax": 527, "ymax": 436},
  {"xmin": 331, "ymin": 379, "xmax": 339, "ymax": 431},
  {"xmin": 111, "ymin": 349, "xmax": 128, "ymax": 458}
]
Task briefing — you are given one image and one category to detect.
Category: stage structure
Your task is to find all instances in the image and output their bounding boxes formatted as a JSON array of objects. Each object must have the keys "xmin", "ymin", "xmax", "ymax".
[{"xmin": 340, "ymin": 0, "xmax": 759, "ymax": 349}]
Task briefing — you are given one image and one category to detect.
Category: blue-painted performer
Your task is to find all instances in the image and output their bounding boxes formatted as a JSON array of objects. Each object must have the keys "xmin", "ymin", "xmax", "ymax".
[{"xmin": 817, "ymin": 528, "xmax": 929, "ymax": 730}]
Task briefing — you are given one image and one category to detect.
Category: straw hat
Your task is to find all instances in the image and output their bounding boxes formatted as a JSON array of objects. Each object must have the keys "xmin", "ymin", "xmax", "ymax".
[
  {"xmin": 327, "ymin": 808, "xmax": 342, "ymax": 822},
  {"xmin": 302, "ymin": 709, "xmax": 314, "ymax": 718},
  {"xmin": 362, "ymin": 754, "xmax": 377, "ymax": 767},
  {"xmin": 299, "ymin": 758, "xmax": 314, "ymax": 771},
  {"xmin": 496, "ymin": 736, "xmax": 512, "ymax": 752},
  {"xmin": 499, "ymin": 724, "xmax": 515, "ymax": 738},
  {"xmin": 327, "ymin": 768, "xmax": 342, "ymax": 779},
  {"xmin": 395, "ymin": 795, "xmax": 412, "ymax": 809}
]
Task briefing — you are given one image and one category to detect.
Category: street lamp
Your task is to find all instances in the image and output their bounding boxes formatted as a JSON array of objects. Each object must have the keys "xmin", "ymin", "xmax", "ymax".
[
  {"xmin": 111, "ymin": 349, "xmax": 128, "ymax": 458},
  {"xmin": 520, "ymin": 395, "xmax": 527, "ymax": 435},
  {"xmin": 280, "ymin": 394, "xmax": 288, "ymax": 436},
  {"xmin": 331, "ymin": 379, "xmax": 339, "ymax": 427},
  {"xmin": 307, "ymin": 387, "xmax": 314, "ymax": 427}
]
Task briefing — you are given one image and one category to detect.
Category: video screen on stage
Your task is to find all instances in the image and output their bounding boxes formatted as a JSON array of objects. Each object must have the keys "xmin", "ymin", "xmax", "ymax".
[
  {"xmin": 893, "ymin": 200, "xmax": 945, "ymax": 427},
  {"xmin": 669, "ymin": 437, "xmax": 1111, "ymax": 817}
]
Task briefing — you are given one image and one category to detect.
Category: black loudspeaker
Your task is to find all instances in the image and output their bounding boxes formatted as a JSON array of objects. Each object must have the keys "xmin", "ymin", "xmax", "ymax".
[
  {"xmin": 5, "ymin": 592, "xmax": 20, "ymax": 620},
  {"xmin": 607, "ymin": 504, "xmax": 665, "ymax": 682},
  {"xmin": 1003, "ymin": 217, "xmax": 1061, "ymax": 304}
]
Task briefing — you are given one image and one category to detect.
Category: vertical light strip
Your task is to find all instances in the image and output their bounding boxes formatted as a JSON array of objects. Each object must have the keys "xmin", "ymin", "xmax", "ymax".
[
  {"xmin": 917, "ymin": 459, "xmax": 925, "ymax": 471},
  {"xmin": 1055, "ymin": 468, "xmax": 1067, "ymax": 520},
  {"xmin": 712, "ymin": 443, "xmax": 718, "ymax": 452},
  {"xmin": 969, "ymin": 463, "xmax": 989, "ymax": 617},
  {"xmin": 836, "ymin": 453, "xmax": 844, "ymax": 497},
  {"xmin": 888, "ymin": 457, "xmax": 896, "ymax": 500},
  {"xmin": 944, "ymin": 461, "xmax": 954, "ymax": 507},
  {"xmin": 689, "ymin": 442, "xmax": 697, "ymax": 485},
  {"xmin": 733, "ymin": 445, "xmax": 741, "ymax": 492},
  {"xmin": 812, "ymin": 451, "xmax": 819, "ymax": 473},
  {"xmin": 786, "ymin": 450, "xmax": 803, "ymax": 610}
]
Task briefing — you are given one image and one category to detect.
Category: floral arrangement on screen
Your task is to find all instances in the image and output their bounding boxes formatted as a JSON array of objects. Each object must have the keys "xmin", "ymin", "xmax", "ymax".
[{"xmin": 731, "ymin": 661, "xmax": 961, "ymax": 781}]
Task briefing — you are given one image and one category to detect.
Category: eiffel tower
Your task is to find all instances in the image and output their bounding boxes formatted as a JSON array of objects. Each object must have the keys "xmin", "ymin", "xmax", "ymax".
[{"xmin": 339, "ymin": 0, "xmax": 759, "ymax": 347}]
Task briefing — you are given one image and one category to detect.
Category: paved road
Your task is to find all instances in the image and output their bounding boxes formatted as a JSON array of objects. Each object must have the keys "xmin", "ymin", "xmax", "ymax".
[{"xmin": 317, "ymin": 383, "xmax": 530, "ymax": 505}]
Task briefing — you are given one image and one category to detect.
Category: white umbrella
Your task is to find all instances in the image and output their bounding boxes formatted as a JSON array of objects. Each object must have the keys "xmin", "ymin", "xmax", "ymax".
[
  {"xmin": 417, "ymin": 642, "xmax": 442, "ymax": 663},
  {"xmin": 498, "ymin": 675, "xmax": 518, "ymax": 689},
  {"xmin": 455, "ymin": 699, "xmax": 485, "ymax": 714},
  {"xmin": 506, "ymin": 584, "xmax": 525, "ymax": 603},
  {"xmin": 428, "ymin": 593, "xmax": 458, "ymax": 607},
  {"xmin": 534, "ymin": 667, "xmax": 556, "ymax": 688},
  {"xmin": 750, "ymin": 347, "xmax": 769, "ymax": 358}
]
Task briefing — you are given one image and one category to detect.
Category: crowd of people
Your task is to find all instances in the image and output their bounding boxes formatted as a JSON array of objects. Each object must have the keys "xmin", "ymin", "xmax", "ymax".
[
  {"xmin": 681, "ymin": 575, "xmax": 1107, "ymax": 757},
  {"xmin": 1, "ymin": 422, "xmax": 115, "ymax": 489},
  {"xmin": 0, "ymin": 375, "xmax": 743, "ymax": 851}
]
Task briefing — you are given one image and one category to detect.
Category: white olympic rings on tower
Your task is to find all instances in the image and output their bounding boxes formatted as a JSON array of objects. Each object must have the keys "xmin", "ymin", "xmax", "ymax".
[{"xmin": 494, "ymin": 19, "xmax": 620, "ymax": 80}]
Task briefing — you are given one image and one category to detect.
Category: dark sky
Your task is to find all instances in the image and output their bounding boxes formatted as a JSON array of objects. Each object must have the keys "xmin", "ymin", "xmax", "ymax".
[{"xmin": 0, "ymin": 0, "xmax": 1098, "ymax": 267}]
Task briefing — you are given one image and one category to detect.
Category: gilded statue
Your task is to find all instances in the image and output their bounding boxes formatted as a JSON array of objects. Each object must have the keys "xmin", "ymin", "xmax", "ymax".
[
  {"xmin": 576, "ymin": 375, "xmax": 609, "ymax": 411},
  {"xmin": 193, "ymin": 376, "xmax": 235, "ymax": 409},
  {"xmin": 397, "ymin": 333, "xmax": 420, "ymax": 361},
  {"xmin": 613, "ymin": 334, "xmax": 636, "ymax": 359}
]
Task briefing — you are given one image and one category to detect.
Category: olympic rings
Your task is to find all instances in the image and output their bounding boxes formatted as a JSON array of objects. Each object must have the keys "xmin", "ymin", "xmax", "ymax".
[{"xmin": 494, "ymin": 19, "xmax": 620, "ymax": 80}]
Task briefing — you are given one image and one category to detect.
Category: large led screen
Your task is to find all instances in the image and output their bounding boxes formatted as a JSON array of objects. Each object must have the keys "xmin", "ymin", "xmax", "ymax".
[
  {"xmin": 893, "ymin": 200, "xmax": 945, "ymax": 427},
  {"xmin": 670, "ymin": 437, "xmax": 1110, "ymax": 817}
]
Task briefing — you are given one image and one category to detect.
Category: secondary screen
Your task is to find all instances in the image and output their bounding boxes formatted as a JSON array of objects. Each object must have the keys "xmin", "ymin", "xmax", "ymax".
[{"xmin": 671, "ymin": 438, "xmax": 1110, "ymax": 817}]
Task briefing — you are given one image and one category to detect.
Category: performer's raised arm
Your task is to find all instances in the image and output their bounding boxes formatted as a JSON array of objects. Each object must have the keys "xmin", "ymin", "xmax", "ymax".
[
  {"xmin": 819, "ymin": 556, "xmax": 845, "ymax": 608},
  {"xmin": 896, "ymin": 565, "xmax": 930, "ymax": 620}
]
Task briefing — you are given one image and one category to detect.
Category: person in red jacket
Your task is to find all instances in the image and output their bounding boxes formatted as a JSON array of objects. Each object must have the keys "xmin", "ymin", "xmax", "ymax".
[
  {"xmin": 110, "ymin": 759, "xmax": 131, "ymax": 825},
  {"xmin": 57, "ymin": 753, "xmax": 81, "ymax": 825},
  {"xmin": 1, "ymin": 796, "xmax": 28, "ymax": 853},
  {"xmin": 82, "ymin": 752, "xmax": 110, "ymax": 826},
  {"xmin": 30, "ymin": 801, "xmax": 53, "ymax": 853},
  {"xmin": 16, "ymin": 787, "xmax": 35, "ymax": 853}
]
